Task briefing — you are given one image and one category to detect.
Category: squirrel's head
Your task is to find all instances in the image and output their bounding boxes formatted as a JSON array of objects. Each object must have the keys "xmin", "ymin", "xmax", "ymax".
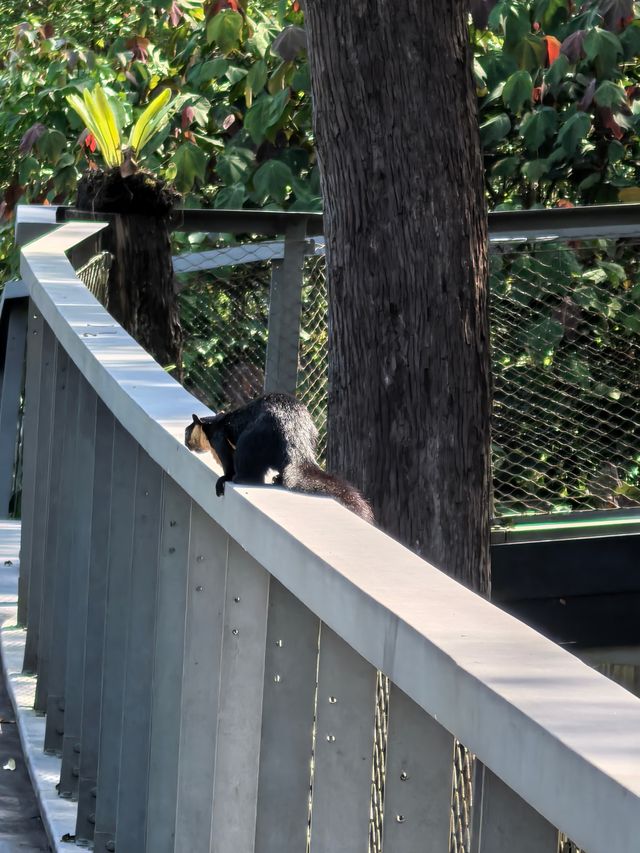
[{"xmin": 185, "ymin": 413, "xmax": 213, "ymax": 454}]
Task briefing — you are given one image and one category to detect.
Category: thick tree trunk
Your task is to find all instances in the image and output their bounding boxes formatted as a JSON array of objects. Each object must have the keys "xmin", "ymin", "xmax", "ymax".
[
  {"xmin": 77, "ymin": 168, "xmax": 183, "ymax": 374},
  {"xmin": 305, "ymin": 0, "xmax": 492, "ymax": 593}
]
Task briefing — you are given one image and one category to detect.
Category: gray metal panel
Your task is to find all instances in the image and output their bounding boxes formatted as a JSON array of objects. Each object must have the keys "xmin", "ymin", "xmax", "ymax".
[
  {"xmin": 0, "ymin": 297, "xmax": 27, "ymax": 517},
  {"xmin": 382, "ymin": 683, "xmax": 455, "ymax": 852},
  {"xmin": 310, "ymin": 625, "xmax": 378, "ymax": 853},
  {"xmin": 255, "ymin": 580, "xmax": 319, "ymax": 853},
  {"xmin": 472, "ymin": 765, "xmax": 558, "ymax": 853},
  {"xmin": 44, "ymin": 359, "xmax": 81, "ymax": 754},
  {"xmin": 145, "ymin": 479, "xmax": 191, "ymax": 853},
  {"xmin": 22, "ymin": 321, "xmax": 56, "ymax": 673},
  {"xmin": 93, "ymin": 422, "xmax": 138, "ymax": 853},
  {"xmin": 76, "ymin": 401, "xmax": 114, "ymax": 845},
  {"xmin": 17, "ymin": 303, "xmax": 43, "ymax": 627},
  {"xmin": 59, "ymin": 377, "xmax": 97, "ymax": 797},
  {"xmin": 211, "ymin": 539, "xmax": 270, "ymax": 853},
  {"xmin": 114, "ymin": 449, "xmax": 163, "ymax": 853},
  {"xmin": 264, "ymin": 221, "xmax": 307, "ymax": 394},
  {"xmin": 34, "ymin": 344, "xmax": 69, "ymax": 713},
  {"xmin": 174, "ymin": 503, "xmax": 228, "ymax": 853}
]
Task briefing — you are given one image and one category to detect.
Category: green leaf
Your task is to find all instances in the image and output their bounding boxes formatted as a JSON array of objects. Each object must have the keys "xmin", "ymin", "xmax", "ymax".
[
  {"xmin": 534, "ymin": 0, "xmax": 569, "ymax": 32},
  {"xmin": 36, "ymin": 129, "xmax": 67, "ymax": 165},
  {"xmin": 244, "ymin": 90, "xmax": 290, "ymax": 144},
  {"xmin": 583, "ymin": 28, "xmax": 622, "ymax": 78},
  {"xmin": 215, "ymin": 147, "xmax": 254, "ymax": 184},
  {"xmin": 525, "ymin": 317, "xmax": 564, "ymax": 362},
  {"xmin": 171, "ymin": 142, "xmax": 208, "ymax": 193},
  {"xmin": 519, "ymin": 107, "xmax": 558, "ymax": 151},
  {"xmin": 479, "ymin": 113, "xmax": 511, "ymax": 146},
  {"xmin": 593, "ymin": 80, "xmax": 627, "ymax": 109},
  {"xmin": 213, "ymin": 183, "xmax": 246, "ymax": 209},
  {"xmin": 206, "ymin": 9, "xmax": 243, "ymax": 54},
  {"xmin": 252, "ymin": 159, "xmax": 293, "ymax": 204},
  {"xmin": 246, "ymin": 60, "xmax": 268, "ymax": 96},
  {"xmin": 513, "ymin": 34, "xmax": 547, "ymax": 72},
  {"xmin": 502, "ymin": 69, "xmax": 533, "ymax": 114},
  {"xmin": 521, "ymin": 158, "xmax": 550, "ymax": 181},
  {"xmin": 556, "ymin": 111, "xmax": 591, "ymax": 154},
  {"xmin": 188, "ymin": 59, "xmax": 229, "ymax": 86},
  {"xmin": 608, "ymin": 139, "xmax": 625, "ymax": 162},
  {"xmin": 544, "ymin": 53, "xmax": 570, "ymax": 95},
  {"xmin": 620, "ymin": 21, "xmax": 640, "ymax": 61},
  {"xmin": 244, "ymin": 96, "xmax": 273, "ymax": 144},
  {"xmin": 491, "ymin": 156, "xmax": 520, "ymax": 177},
  {"xmin": 18, "ymin": 156, "xmax": 39, "ymax": 184}
]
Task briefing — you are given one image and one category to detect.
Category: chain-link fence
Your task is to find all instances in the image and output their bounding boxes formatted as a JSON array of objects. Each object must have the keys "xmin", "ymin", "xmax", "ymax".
[
  {"xmin": 490, "ymin": 238, "xmax": 640, "ymax": 520},
  {"xmin": 174, "ymin": 233, "xmax": 640, "ymax": 525}
]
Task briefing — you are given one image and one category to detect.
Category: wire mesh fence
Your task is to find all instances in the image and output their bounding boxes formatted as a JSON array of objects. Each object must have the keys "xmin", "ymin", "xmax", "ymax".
[
  {"xmin": 174, "ymin": 233, "xmax": 640, "ymax": 524},
  {"xmin": 490, "ymin": 238, "xmax": 640, "ymax": 520}
]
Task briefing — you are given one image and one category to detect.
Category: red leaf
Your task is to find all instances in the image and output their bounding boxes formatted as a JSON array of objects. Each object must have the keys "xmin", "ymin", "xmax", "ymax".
[
  {"xmin": 207, "ymin": 0, "xmax": 239, "ymax": 17},
  {"xmin": 599, "ymin": 107, "xmax": 625, "ymax": 140},
  {"xmin": 181, "ymin": 106, "xmax": 195, "ymax": 130},
  {"xmin": 544, "ymin": 35, "xmax": 561, "ymax": 66},
  {"xmin": 561, "ymin": 30, "xmax": 586, "ymax": 63},
  {"xmin": 292, "ymin": 0, "xmax": 301, "ymax": 9},
  {"xmin": 39, "ymin": 22, "xmax": 54, "ymax": 39},
  {"xmin": 532, "ymin": 86, "xmax": 543, "ymax": 103},
  {"xmin": 169, "ymin": 1, "xmax": 184, "ymax": 26},
  {"xmin": 19, "ymin": 122, "xmax": 47, "ymax": 155},
  {"xmin": 86, "ymin": 133, "xmax": 97, "ymax": 153},
  {"xmin": 126, "ymin": 35, "xmax": 150, "ymax": 62},
  {"xmin": 2, "ymin": 181, "xmax": 25, "ymax": 219},
  {"xmin": 579, "ymin": 77, "xmax": 596, "ymax": 111},
  {"xmin": 222, "ymin": 114, "xmax": 236, "ymax": 130},
  {"xmin": 556, "ymin": 199, "xmax": 574, "ymax": 208}
]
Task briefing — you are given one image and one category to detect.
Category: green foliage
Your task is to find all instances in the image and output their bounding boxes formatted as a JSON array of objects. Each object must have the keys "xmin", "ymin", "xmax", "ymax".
[
  {"xmin": 0, "ymin": 0, "xmax": 317, "ymax": 277},
  {"xmin": 476, "ymin": 0, "xmax": 640, "ymax": 210}
]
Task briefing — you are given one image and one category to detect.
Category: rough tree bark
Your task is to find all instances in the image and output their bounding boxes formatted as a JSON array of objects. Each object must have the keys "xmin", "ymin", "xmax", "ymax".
[
  {"xmin": 76, "ymin": 168, "xmax": 183, "ymax": 373},
  {"xmin": 304, "ymin": 0, "xmax": 492, "ymax": 593}
]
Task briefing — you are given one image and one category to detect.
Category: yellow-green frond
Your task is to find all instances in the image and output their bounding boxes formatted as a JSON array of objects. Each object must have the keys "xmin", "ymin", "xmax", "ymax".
[
  {"xmin": 81, "ymin": 86, "xmax": 121, "ymax": 167},
  {"xmin": 66, "ymin": 92, "xmax": 116, "ymax": 166},
  {"xmin": 94, "ymin": 86, "xmax": 121, "ymax": 161},
  {"xmin": 128, "ymin": 88, "xmax": 173, "ymax": 155}
]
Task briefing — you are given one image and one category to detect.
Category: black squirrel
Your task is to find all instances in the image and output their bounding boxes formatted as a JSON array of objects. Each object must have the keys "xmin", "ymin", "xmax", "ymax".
[{"xmin": 184, "ymin": 392, "xmax": 373, "ymax": 522}]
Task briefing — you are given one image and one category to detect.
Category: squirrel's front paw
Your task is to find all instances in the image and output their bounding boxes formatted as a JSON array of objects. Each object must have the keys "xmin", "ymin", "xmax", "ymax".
[{"xmin": 215, "ymin": 476, "xmax": 227, "ymax": 497}]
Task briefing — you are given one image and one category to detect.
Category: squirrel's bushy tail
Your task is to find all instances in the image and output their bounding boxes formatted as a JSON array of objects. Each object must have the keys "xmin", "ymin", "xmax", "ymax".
[{"xmin": 282, "ymin": 463, "xmax": 374, "ymax": 523}]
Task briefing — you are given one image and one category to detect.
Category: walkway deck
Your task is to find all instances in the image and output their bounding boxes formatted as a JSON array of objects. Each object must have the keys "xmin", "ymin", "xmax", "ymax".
[{"xmin": 0, "ymin": 521, "xmax": 55, "ymax": 853}]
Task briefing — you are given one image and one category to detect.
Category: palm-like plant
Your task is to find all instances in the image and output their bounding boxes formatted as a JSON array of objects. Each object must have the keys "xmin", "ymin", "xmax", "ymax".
[{"xmin": 67, "ymin": 84, "xmax": 173, "ymax": 174}]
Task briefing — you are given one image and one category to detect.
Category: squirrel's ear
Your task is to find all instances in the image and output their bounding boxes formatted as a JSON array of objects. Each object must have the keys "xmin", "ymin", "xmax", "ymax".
[{"xmin": 192, "ymin": 413, "xmax": 202, "ymax": 424}]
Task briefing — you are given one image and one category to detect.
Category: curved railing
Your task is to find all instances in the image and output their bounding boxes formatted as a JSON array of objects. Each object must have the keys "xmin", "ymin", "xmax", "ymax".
[{"xmin": 12, "ymin": 218, "xmax": 640, "ymax": 853}]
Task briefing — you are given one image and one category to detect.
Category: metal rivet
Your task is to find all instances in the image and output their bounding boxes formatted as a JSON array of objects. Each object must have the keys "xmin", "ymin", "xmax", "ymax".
[
  {"xmin": 232, "ymin": 628, "xmax": 239, "ymax": 636},
  {"xmin": 275, "ymin": 639, "xmax": 283, "ymax": 647},
  {"xmin": 328, "ymin": 696, "xmax": 337, "ymax": 703},
  {"xmin": 326, "ymin": 734, "xmax": 336, "ymax": 742},
  {"xmin": 169, "ymin": 520, "xmax": 176, "ymax": 527},
  {"xmin": 168, "ymin": 547, "xmax": 175, "ymax": 554},
  {"xmin": 396, "ymin": 814, "xmax": 405, "ymax": 823},
  {"xmin": 273, "ymin": 674, "xmax": 281, "ymax": 683},
  {"xmin": 196, "ymin": 555, "xmax": 204, "ymax": 562},
  {"xmin": 234, "ymin": 596, "xmax": 241, "ymax": 603},
  {"xmin": 144, "ymin": 490, "xmax": 149, "ymax": 496},
  {"xmin": 400, "ymin": 771, "xmax": 409, "ymax": 781},
  {"xmin": 196, "ymin": 585, "xmax": 203, "ymax": 592}
]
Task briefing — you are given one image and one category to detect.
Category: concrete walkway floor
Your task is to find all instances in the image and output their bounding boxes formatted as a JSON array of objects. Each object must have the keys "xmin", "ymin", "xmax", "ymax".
[{"xmin": 0, "ymin": 521, "xmax": 49, "ymax": 853}]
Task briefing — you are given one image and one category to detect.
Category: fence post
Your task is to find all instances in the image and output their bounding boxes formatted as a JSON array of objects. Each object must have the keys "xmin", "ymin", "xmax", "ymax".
[
  {"xmin": 0, "ymin": 291, "xmax": 27, "ymax": 518},
  {"xmin": 16, "ymin": 300, "xmax": 42, "ymax": 627},
  {"xmin": 264, "ymin": 220, "xmax": 308, "ymax": 394},
  {"xmin": 470, "ymin": 764, "xmax": 558, "ymax": 853}
]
